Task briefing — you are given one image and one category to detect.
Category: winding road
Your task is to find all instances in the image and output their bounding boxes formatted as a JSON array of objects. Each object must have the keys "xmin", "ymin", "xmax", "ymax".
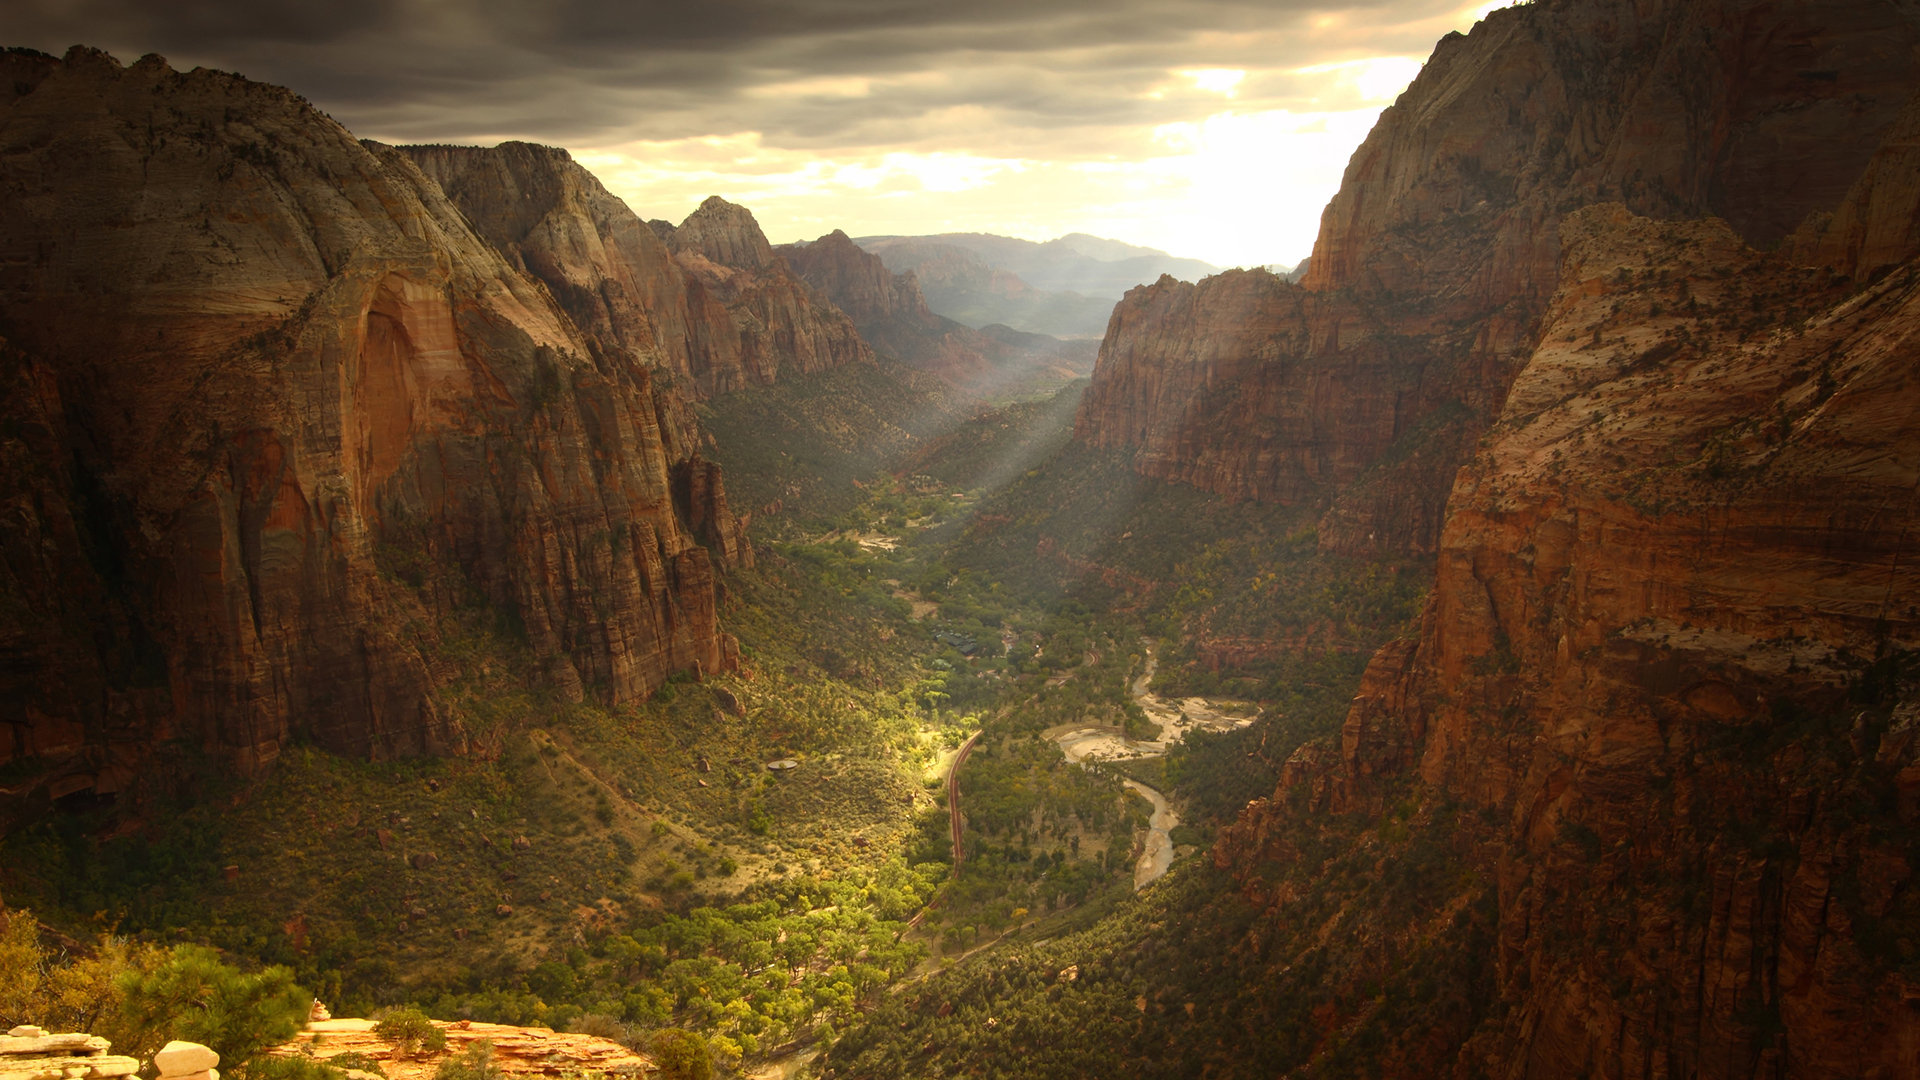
[{"xmin": 947, "ymin": 730, "xmax": 983, "ymax": 873}]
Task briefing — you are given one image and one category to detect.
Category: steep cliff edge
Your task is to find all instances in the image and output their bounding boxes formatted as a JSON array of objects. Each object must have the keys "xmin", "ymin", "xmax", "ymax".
[
  {"xmin": 1076, "ymin": 0, "xmax": 1920, "ymax": 554},
  {"xmin": 1216, "ymin": 199, "xmax": 1920, "ymax": 1075},
  {"xmin": 0, "ymin": 49, "xmax": 738, "ymax": 816},
  {"xmin": 400, "ymin": 145, "xmax": 868, "ymax": 399}
]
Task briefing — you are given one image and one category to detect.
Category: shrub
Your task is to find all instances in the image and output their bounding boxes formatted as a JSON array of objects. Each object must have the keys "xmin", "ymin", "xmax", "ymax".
[
  {"xmin": 373, "ymin": 1007, "xmax": 447, "ymax": 1059},
  {"xmin": 434, "ymin": 1041, "xmax": 497, "ymax": 1080},
  {"xmin": 323, "ymin": 1053, "xmax": 386, "ymax": 1077},
  {"xmin": 566, "ymin": 1014, "xmax": 630, "ymax": 1044},
  {"xmin": 245, "ymin": 1058, "xmax": 348, "ymax": 1080}
]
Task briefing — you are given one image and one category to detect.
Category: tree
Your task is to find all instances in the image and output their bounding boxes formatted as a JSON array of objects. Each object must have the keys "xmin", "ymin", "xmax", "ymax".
[
  {"xmin": 372, "ymin": 1007, "xmax": 447, "ymax": 1059},
  {"xmin": 116, "ymin": 945, "xmax": 311, "ymax": 1070},
  {"xmin": 649, "ymin": 1029, "xmax": 712, "ymax": 1080}
]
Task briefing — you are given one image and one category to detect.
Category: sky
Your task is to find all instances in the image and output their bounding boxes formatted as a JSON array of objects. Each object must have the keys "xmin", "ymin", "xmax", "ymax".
[{"xmin": 13, "ymin": 0, "xmax": 1515, "ymax": 269}]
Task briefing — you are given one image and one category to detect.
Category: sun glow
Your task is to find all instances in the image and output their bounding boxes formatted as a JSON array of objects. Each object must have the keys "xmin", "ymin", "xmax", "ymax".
[{"xmin": 575, "ymin": 0, "xmax": 1510, "ymax": 269}]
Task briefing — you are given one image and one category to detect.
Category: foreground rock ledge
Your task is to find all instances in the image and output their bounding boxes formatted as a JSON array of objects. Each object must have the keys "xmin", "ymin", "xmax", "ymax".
[{"xmin": 276, "ymin": 1019, "xmax": 653, "ymax": 1079}]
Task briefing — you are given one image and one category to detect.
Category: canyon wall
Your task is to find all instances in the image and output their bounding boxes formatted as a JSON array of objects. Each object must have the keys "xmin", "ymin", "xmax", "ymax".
[
  {"xmin": 1217, "ymin": 142, "xmax": 1920, "ymax": 1080},
  {"xmin": 401, "ymin": 145, "xmax": 870, "ymax": 399},
  {"xmin": 1181, "ymin": 0, "xmax": 1920, "ymax": 1073},
  {"xmin": 0, "ymin": 49, "xmax": 740, "ymax": 816},
  {"xmin": 1075, "ymin": 0, "xmax": 1920, "ymax": 555}
]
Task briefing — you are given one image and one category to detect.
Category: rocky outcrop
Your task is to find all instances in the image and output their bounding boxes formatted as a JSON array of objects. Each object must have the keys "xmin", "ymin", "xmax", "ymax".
[
  {"xmin": 655, "ymin": 197, "xmax": 873, "ymax": 393},
  {"xmin": 0, "ymin": 1028, "xmax": 140, "ymax": 1080},
  {"xmin": 0, "ymin": 49, "xmax": 737, "ymax": 813},
  {"xmin": 400, "ymin": 147, "xmax": 868, "ymax": 399},
  {"xmin": 279, "ymin": 1019, "xmax": 649, "ymax": 1080},
  {"xmin": 1074, "ymin": 268, "xmax": 1474, "ymax": 555},
  {"xmin": 1076, "ymin": 0, "xmax": 1920, "ymax": 555},
  {"xmin": 1219, "ymin": 197, "xmax": 1920, "ymax": 1076},
  {"xmin": 781, "ymin": 230, "xmax": 1092, "ymax": 393}
]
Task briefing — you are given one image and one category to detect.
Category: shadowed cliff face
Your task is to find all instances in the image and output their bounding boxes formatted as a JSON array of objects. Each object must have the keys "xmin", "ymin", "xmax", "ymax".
[
  {"xmin": 401, "ymin": 147, "xmax": 870, "ymax": 399},
  {"xmin": 1216, "ymin": 194, "xmax": 1920, "ymax": 1075},
  {"xmin": 0, "ymin": 49, "xmax": 739, "ymax": 813},
  {"xmin": 1157, "ymin": 0, "xmax": 1920, "ymax": 1072},
  {"xmin": 1076, "ymin": 0, "xmax": 1920, "ymax": 556}
]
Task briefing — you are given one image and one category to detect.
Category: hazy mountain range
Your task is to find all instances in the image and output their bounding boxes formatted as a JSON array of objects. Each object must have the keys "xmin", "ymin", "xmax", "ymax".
[{"xmin": 855, "ymin": 232, "xmax": 1225, "ymax": 337}]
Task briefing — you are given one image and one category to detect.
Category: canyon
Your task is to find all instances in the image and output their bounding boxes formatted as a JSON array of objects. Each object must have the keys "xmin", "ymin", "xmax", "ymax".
[
  {"xmin": 2, "ymin": 0, "xmax": 1918, "ymax": 1075},
  {"xmin": 1074, "ymin": 0, "xmax": 1920, "ymax": 556}
]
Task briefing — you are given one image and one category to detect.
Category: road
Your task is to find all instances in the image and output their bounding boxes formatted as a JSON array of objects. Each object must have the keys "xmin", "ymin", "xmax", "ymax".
[{"xmin": 947, "ymin": 730, "xmax": 983, "ymax": 873}]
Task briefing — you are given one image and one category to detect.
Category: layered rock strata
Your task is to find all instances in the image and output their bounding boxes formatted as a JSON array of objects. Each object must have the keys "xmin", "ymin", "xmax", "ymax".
[
  {"xmin": 1075, "ymin": 0, "xmax": 1920, "ymax": 554},
  {"xmin": 0, "ymin": 49, "xmax": 737, "ymax": 812},
  {"xmin": 280, "ymin": 1018, "xmax": 650, "ymax": 1080},
  {"xmin": 653, "ymin": 196, "xmax": 873, "ymax": 393},
  {"xmin": 0, "ymin": 1028, "xmax": 139, "ymax": 1080},
  {"xmin": 400, "ymin": 145, "xmax": 869, "ymax": 399},
  {"xmin": 1219, "ymin": 197, "xmax": 1920, "ymax": 1075}
]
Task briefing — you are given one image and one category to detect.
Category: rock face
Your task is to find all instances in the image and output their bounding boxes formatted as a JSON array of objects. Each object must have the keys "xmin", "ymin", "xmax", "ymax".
[
  {"xmin": 400, "ymin": 145, "xmax": 869, "ymax": 399},
  {"xmin": 0, "ymin": 1029, "xmax": 140, "ymax": 1080},
  {"xmin": 0, "ymin": 49, "xmax": 738, "ymax": 813},
  {"xmin": 656, "ymin": 196, "xmax": 874, "ymax": 394},
  {"xmin": 1181, "ymin": 0, "xmax": 1920, "ymax": 1074},
  {"xmin": 1074, "ymin": 0, "xmax": 1920, "ymax": 555},
  {"xmin": 1217, "ymin": 195, "xmax": 1920, "ymax": 1074},
  {"xmin": 280, "ymin": 1019, "xmax": 649, "ymax": 1080},
  {"xmin": 1074, "ymin": 269, "xmax": 1478, "ymax": 553}
]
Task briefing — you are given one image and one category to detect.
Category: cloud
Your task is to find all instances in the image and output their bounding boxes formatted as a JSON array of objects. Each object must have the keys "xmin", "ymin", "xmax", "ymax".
[{"xmin": 12, "ymin": 0, "xmax": 1514, "ymax": 265}]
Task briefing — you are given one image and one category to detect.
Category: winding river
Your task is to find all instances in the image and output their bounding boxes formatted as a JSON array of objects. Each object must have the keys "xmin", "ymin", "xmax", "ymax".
[{"xmin": 1046, "ymin": 645, "xmax": 1254, "ymax": 889}]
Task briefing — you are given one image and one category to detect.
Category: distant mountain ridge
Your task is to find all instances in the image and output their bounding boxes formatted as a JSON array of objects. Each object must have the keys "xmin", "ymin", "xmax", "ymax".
[{"xmin": 854, "ymin": 232, "xmax": 1222, "ymax": 337}]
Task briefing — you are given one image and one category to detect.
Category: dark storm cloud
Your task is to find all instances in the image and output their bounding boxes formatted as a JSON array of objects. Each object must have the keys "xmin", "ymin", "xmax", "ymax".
[{"xmin": 12, "ymin": 0, "xmax": 1470, "ymax": 149}]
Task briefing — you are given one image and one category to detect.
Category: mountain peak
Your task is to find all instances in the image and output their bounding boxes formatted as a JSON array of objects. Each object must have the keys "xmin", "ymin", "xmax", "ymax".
[{"xmin": 674, "ymin": 195, "xmax": 775, "ymax": 269}]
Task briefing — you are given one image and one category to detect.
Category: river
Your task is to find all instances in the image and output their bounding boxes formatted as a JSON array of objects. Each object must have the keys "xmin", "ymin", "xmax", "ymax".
[{"xmin": 1046, "ymin": 644, "xmax": 1254, "ymax": 889}]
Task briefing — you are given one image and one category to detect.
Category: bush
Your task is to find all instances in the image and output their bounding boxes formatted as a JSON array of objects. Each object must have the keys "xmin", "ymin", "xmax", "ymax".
[
  {"xmin": 322, "ymin": 1053, "xmax": 385, "ymax": 1077},
  {"xmin": 566, "ymin": 1013, "xmax": 630, "ymax": 1044},
  {"xmin": 433, "ymin": 1041, "xmax": 497, "ymax": 1080},
  {"xmin": 649, "ymin": 1029, "xmax": 712, "ymax": 1080},
  {"xmin": 245, "ymin": 1058, "xmax": 348, "ymax": 1080},
  {"xmin": 116, "ymin": 945, "xmax": 310, "ymax": 1068},
  {"xmin": 373, "ymin": 1007, "xmax": 447, "ymax": 1059}
]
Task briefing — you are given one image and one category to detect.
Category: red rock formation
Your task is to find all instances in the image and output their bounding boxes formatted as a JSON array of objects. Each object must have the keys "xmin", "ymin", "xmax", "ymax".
[
  {"xmin": 400, "ymin": 147, "xmax": 869, "ymax": 400},
  {"xmin": 0, "ymin": 48, "xmax": 736, "ymax": 811},
  {"xmin": 1076, "ymin": 0, "xmax": 1920, "ymax": 555},
  {"xmin": 1219, "ymin": 197, "xmax": 1920, "ymax": 1076},
  {"xmin": 658, "ymin": 197, "xmax": 874, "ymax": 393}
]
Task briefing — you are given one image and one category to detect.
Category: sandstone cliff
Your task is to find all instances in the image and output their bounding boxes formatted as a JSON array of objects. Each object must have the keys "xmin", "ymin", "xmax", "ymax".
[
  {"xmin": 0, "ymin": 49, "xmax": 739, "ymax": 815},
  {"xmin": 656, "ymin": 197, "xmax": 874, "ymax": 393},
  {"xmin": 1217, "ymin": 196, "xmax": 1920, "ymax": 1076},
  {"xmin": 1075, "ymin": 0, "xmax": 1920, "ymax": 555},
  {"xmin": 400, "ymin": 145, "xmax": 869, "ymax": 399}
]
